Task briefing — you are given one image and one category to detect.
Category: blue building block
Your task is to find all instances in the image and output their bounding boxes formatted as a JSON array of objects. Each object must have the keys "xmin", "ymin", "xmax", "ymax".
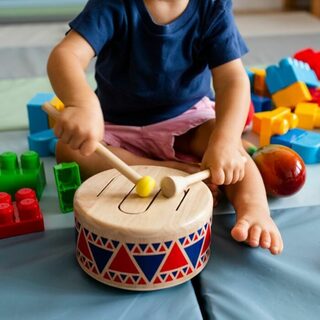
[
  {"xmin": 271, "ymin": 128, "xmax": 320, "ymax": 164},
  {"xmin": 251, "ymin": 93, "xmax": 273, "ymax": 113},
  {"xmin": 266, "ymin": 57, "xmax": 320, "ymax": 94},
  {"xmin": 28, "ymin": 129, "xmax": 58, "ymax": 157},
  {"xmin": 246, "ymin": 68, "xmax": 255, "ymax": 92},
  {"xmin": 27, "ymin": 93, "xmax": 55, "ymax": 134}
]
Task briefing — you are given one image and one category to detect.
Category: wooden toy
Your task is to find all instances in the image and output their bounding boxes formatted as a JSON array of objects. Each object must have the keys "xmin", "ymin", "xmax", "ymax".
[
  {"xmin": 74, "ymin": 166, "xmax": 213, "ymax": 290},
  {"xmin": 272, "ymin": 81, "xmax": 311, "ymax": 108},
  {"xmin": 252, "ymin": 107, "xmax": 298, "ymax": 146},
  {"xmin": 42, "ymin": 102, "xmax": 156, "ymax": 197},
  {"xmin": 294, "ymin": 102, "xmax": 320, "ymax": 130}
]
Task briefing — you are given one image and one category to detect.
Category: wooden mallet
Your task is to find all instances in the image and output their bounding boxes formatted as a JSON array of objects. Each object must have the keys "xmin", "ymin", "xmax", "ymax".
[
  {"xmin": 42, "ymin": 102, "xmax": 156, "ymax": 197},
  {"xmin": 161, "ymin": 156, "xmax": 248, "ymax": 198}
]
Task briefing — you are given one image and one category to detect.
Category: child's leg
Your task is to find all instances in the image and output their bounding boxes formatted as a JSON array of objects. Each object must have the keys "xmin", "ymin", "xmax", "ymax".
[
  {"xmin": 56, "ymin": 141, "xmax": 200, "ymax": 180},
  {"xmin": 175, "ymin": 119, "xmax": 283, "ymax": 255}
]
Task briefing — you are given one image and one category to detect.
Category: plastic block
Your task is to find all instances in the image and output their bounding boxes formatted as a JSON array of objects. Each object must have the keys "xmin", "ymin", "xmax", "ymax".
[
  {"xmin": 295, "ymin": 102, "xmax": 320, "ymax": 130},
  {"xmin": 0, "ymin": 188, "xmax": 44, "ymax": 239},
  {"xmin": 253, "ymin": 107, "xmax": 298, "ymax": 146},
  {"xmin": 0, "ymin": 151, "xmax": 46, "ymax": 199},
  {"xmin": 251, "ymin": 68, "xmax": 269, "ymax": 97},
  {"xmin": 53, "ymin": 162, "xmax": 81, "ymax": 213},
  {"xmin": 272, "ymin": 81, "xmax": 312, "ymax": 108},
  {"xmin": 271, "ymin": 128, "xmax": 320, "ymax": 164},
  {"xmin": 294, "ymin": 48, "xmax": 320, "ymax": 79},
  {"xmin": 266, "ymin": 57, "xmax": 320, "ymax": 94},
  {"xmin": 251, "ymin": 93, "xmax": 273, "ymax": 112},
  {"xmin": 27, "ymin": 93, "xmax": 55, "ymax": 134},
  {"xmin": 246, "ymin": 69, "xmax": 255, "ymax": 92},
  {"xmin": 309, "ymin": 87, "xmax": 320, "ymax": 105},
  {"xmin": 28, "ymin": 129, "xmax": 58, "ymax": 157},
  {"xmin": 48, "ymin": 96, "xmax": 64, "ymax": 128}
]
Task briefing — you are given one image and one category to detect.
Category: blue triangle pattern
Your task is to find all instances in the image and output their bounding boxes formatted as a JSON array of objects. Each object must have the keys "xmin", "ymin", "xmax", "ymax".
[
  {"xmin": 197, "ymin": 227, "xmax": 202, "ymax": 235},
  {"xmin": 126, "ymin": 243, "xmax": 135, "ymax": 251},
  {"xmin": 84, "ymin": 228, "xmax": 89, "ymax": 236},
  {"xmin": 184, "ymin": 238, "xmax": 204, "ymax": 268},
  {"xmin": 160, "ymin": 274, "xmax": 167, "ymax": 280},
  {"xmin": 164, "ymin": 241, "xmax": 172, "ymax": 249},
  {"xmin": 109, "ymin": 271, "xmax": 115, "ymax": 278},
  {"xmin": 101, "ymin": 237, "xmax": 108, "ymax": 245},
  {"xmin": 112, "ymin": 240, "xmax": 119, "ymax": 248},
  {"xmin": 189, "ymin": 233, "xmax": 195, "ymax": 241},
  {"xmin": 89, "ymin": 243, "xmax": 113, "ymax": 274},
  {"xmin": 172, "ymin": 271, "xmax": 178, "ymax": 277},
  {"xmin": 133, "ymin": 254, "xmax": 166, "ymax": 282},
  {"xmin": 183, "ymin": 267, "xmax": 188, "ymax": 273},
  {"xmin": 92, "ymin": 233, "xmax": 98, "ymax": 241},
  {"xmin": 139, "ymin": 244, "xmax": 148, "ymax": 252},
  {"xmin": 179, "ymin": 237, "xmax": 185, "ymax": 244},
  {"xmin": 132, "ymin": 275, "xmax": 139, "ymax": 282},
  {"xmin": 120, "ymin": 273, "xmax": 127, "ymax": 281},
  {"xmin": 152, "ymin": 243, "xmax": 160, "ymax": 250}
]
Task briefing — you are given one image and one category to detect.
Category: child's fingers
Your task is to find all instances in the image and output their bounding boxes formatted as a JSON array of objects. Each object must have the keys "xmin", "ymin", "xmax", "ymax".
[
  {"xmin": 210, "ymin": 168, "xmax": 225, "ymax": 185},
  {"xmin": 69, "ymin": 135, "xmax": 86, "ymax": 150},
  {"xmin": 79, "ymin": 139, "xmax": 98, "ymax": 156}
]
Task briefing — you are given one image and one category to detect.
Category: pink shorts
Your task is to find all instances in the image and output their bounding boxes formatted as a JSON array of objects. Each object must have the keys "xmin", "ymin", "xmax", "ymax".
[{"xmin": 104, "ymin": 96, "xmax": 215, "ymax": 163}]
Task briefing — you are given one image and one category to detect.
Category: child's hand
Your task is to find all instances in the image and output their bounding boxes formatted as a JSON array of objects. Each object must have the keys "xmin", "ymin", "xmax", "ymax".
[
  {"xmin": 54, "ymin": 98, "xmax": 105, "ymax": 156},
  {"xmin": 201, "ymin": 138, "xmax": 247, "ymax": 186}
]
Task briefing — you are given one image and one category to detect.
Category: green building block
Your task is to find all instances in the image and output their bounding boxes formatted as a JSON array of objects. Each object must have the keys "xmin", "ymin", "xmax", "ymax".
[
  {"xmin": 0, "ymin": 151, "xmax": 46, "ymax": 199},
  {"xmin": 53, "ymin": 162, "xmax": 81, "ymax": 213}
]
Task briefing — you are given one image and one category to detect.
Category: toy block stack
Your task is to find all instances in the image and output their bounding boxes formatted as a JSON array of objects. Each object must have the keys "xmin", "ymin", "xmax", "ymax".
[
  {"xmin": 54, "ymin": 162, "xmax": 81, "ymax": 213},
  {"xmin": 27, "ymin": 93, "xmax": 63, "ymax": 157},
  {"xmin": 0, "ymin": 151, "xmax": 46, "ymax": 199},
  {"xmin": 247, "ymin": 49, "xmax": 320, "ymax": 164},
  {"xmin": 0, "ymin": 188, "xmax": 44, "ymax": 239},
  {"xmin": 247, "ymin": 68, "xmax": 273, "ymax": 113}
]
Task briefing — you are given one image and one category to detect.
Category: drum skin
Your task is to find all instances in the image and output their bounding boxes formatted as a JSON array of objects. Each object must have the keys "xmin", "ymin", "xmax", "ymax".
[{"xmin": 74, "ymin": 166, "xmax": 213, "ymax": 291}]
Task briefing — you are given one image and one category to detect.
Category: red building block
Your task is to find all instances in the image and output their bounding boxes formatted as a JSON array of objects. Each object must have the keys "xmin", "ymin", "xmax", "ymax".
[
  {"xmin": 294, "ymin": 48, "xmax": 320, "ymax": 80},
  {"xmin": 0, "ymin": 188, "xmax": 44, "ymax": 239}
]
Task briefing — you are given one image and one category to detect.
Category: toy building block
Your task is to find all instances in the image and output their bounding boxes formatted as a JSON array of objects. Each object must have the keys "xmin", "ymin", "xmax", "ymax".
[
  {"xmin": 54, "ymin": 162, "xmax": 81, "ymax": 213},
  {"xmin": 294, "ymin": 48, "xmax": 320, "ymax": 80},
  {"xmin": 0, "ymin": 151, "xmax": 46, "ymax": 199},
  {"xmin": 294, "ymin": 102, "xmax": 320, "ymax": 130},
  {"xmin": 0, "ymin": 188, "xmax": 44, "ymax": 239},
  {"xmin": 48, "ymin": 96, "xmax": 64, "ymax": 128},
  {"xmin": 28, "ymin": 129, "xmax": 58, "ymax": 157},
  {"xmin": 251, "ymin": 93, "xmax": 273, "ymax": 113},
  {"xmin": 27, "ymin": 93, "xmax": 54, "ymax": 134},
  {"xmin": 246, "ymin": 68, "xmax": 255, "ymax": 92},
  {"xmin": 253, "ymin": 107, "xmax": 298, "ymax": 146},
  {"xmin": 309, "ymin": 87, "xmax": 320, "ymax": 105},
  {"xmin": 251, "ymin": 68, "xmax": 270, "ymax": 97},
  {"xmin": 266, "ymin": 57, "xmax": 320, "ymax": 95},
  {"xmin": 272, "ymin": 81, "xmax": 312, "ymax": 108},
  {"xmin": 271, "ymin": 128, "xmax": 320, "ymax": 164}
]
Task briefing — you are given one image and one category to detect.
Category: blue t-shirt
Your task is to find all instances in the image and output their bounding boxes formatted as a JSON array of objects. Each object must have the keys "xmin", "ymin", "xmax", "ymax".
[{"xmin": 70, "ymin": 0, "xmax": 248, "ymax": 126}]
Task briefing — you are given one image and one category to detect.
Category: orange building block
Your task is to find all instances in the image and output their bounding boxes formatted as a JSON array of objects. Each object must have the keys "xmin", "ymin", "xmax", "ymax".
[
  {"xmin": 253, "ymin": 107, "xmax": 299, "ymax": 146},
  {"xmin": 272, "ymin": 81, "xmax": 312, "ymax": 108},
  {"xmin": 48, "ymin": 96, "xmax": 64, "ymax": 128},
  {"xmin": 251, "ymin": 68, "xmax": 270, "ymax": 97},
  {"xmin": 295, "ymin": 102, "xmax": 320, "ymax": 130}
]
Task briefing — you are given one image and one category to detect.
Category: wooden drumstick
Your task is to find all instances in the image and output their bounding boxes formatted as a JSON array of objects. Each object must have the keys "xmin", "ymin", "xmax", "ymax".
[
  {"xmin": 161, "ymin": 155, "xmax": 248, "ymax": 198},
  {"xmin": 42, "ymin": 102, "xmax": 156, "ymax": 197}
]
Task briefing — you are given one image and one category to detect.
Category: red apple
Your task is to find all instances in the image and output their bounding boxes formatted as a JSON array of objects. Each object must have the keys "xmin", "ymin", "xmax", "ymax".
[{"xmin": 252, "ymin": 144, "xmax": 306, "ymax": 197}]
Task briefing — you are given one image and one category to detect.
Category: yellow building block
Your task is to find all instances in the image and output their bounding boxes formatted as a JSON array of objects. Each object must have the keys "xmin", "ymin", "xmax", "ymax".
[
  {"xmin": 253, "ymin": 107, "xmax": 299, "ymax": 146},
  {"xmin": 295, "ymin": 102, "xmax": 320, "ymax": 130},
  {"xmin": 48, "ymin": 96, "xmax": 65, "ymax": 128},
  {"xmin": 251, "ymin": 68, "xmax": 269, "ymax": 97},
  {"xmin": 272, "ymin": 81, "xmax": 312, "ymax": 108}
]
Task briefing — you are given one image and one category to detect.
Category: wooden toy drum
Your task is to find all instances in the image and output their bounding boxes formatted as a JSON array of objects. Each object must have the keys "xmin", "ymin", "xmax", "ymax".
[{"xmin": 74, "ymin": 166, "xmax": 213, "ymax": 291}]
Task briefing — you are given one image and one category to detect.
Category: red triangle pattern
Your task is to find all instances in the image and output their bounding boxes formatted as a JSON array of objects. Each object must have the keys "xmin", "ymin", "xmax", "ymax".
[
  {"xmin": 133, "ymin": 246, "xmax": 141, "ymax": 254},
  {"xmin": 201, "ymin": 224, "xmax": 211, "ymax": 255},
  {"xmin": 146, "ymin": 246, "xmax": 154, "ymax": 253},
  {"xmin": 78, "ymin": 229, "xmax": 93, "ymax": 261},
  {"xmin": 126, "ymin": 277, "xmax": 134, "ymax": 285},
  {"xmin": 106, "ymin": 242, "xmax": 114, "ymax": 250},
  {"xmin": 154, "ymin": 276, "xmax": 162, "ymax": 284},
  {"xmin": 114, "ymin": 275, "xmax": 122, "ymax": 283},
  {"xmin": 109, "ymin": 246, "xmax": 140, "ymax": 274},
  {"xmin": 103, "ymin": 272, "xmax": 110, "ymax": 280},
  {"xmin": 138, "ymin": 278, "xmax": 146, "ymax": 285},
  {"xmin": 160, "ymin": 243, "xmax": 188, "ymax": 272}
]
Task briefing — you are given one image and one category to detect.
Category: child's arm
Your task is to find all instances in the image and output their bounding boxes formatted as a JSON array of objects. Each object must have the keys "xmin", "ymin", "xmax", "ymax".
[
  {"xmin": 202, "ymin": 58, "xmax": 250, "ymax": 185},
  {"xmin": 47, "ymin": 30, "xmax": 105, "ymax": 156}
]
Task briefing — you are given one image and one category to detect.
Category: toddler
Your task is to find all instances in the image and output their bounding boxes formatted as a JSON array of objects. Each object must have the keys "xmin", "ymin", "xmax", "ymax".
[{"xmin": 47, "ymin": 0, "xmax": 283, "ymax": 254}]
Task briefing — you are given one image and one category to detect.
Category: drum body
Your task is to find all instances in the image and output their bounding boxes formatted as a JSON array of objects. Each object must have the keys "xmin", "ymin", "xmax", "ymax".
[{"xmin": 74, "ymin": 166, "xmax": 213, "ymax": 291}]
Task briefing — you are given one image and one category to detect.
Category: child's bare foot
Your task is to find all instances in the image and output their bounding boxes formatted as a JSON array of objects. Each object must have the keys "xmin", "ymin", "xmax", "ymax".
[{"xmin": 231, "ymin": 205, "xmax": 283, "ymax": 255}]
